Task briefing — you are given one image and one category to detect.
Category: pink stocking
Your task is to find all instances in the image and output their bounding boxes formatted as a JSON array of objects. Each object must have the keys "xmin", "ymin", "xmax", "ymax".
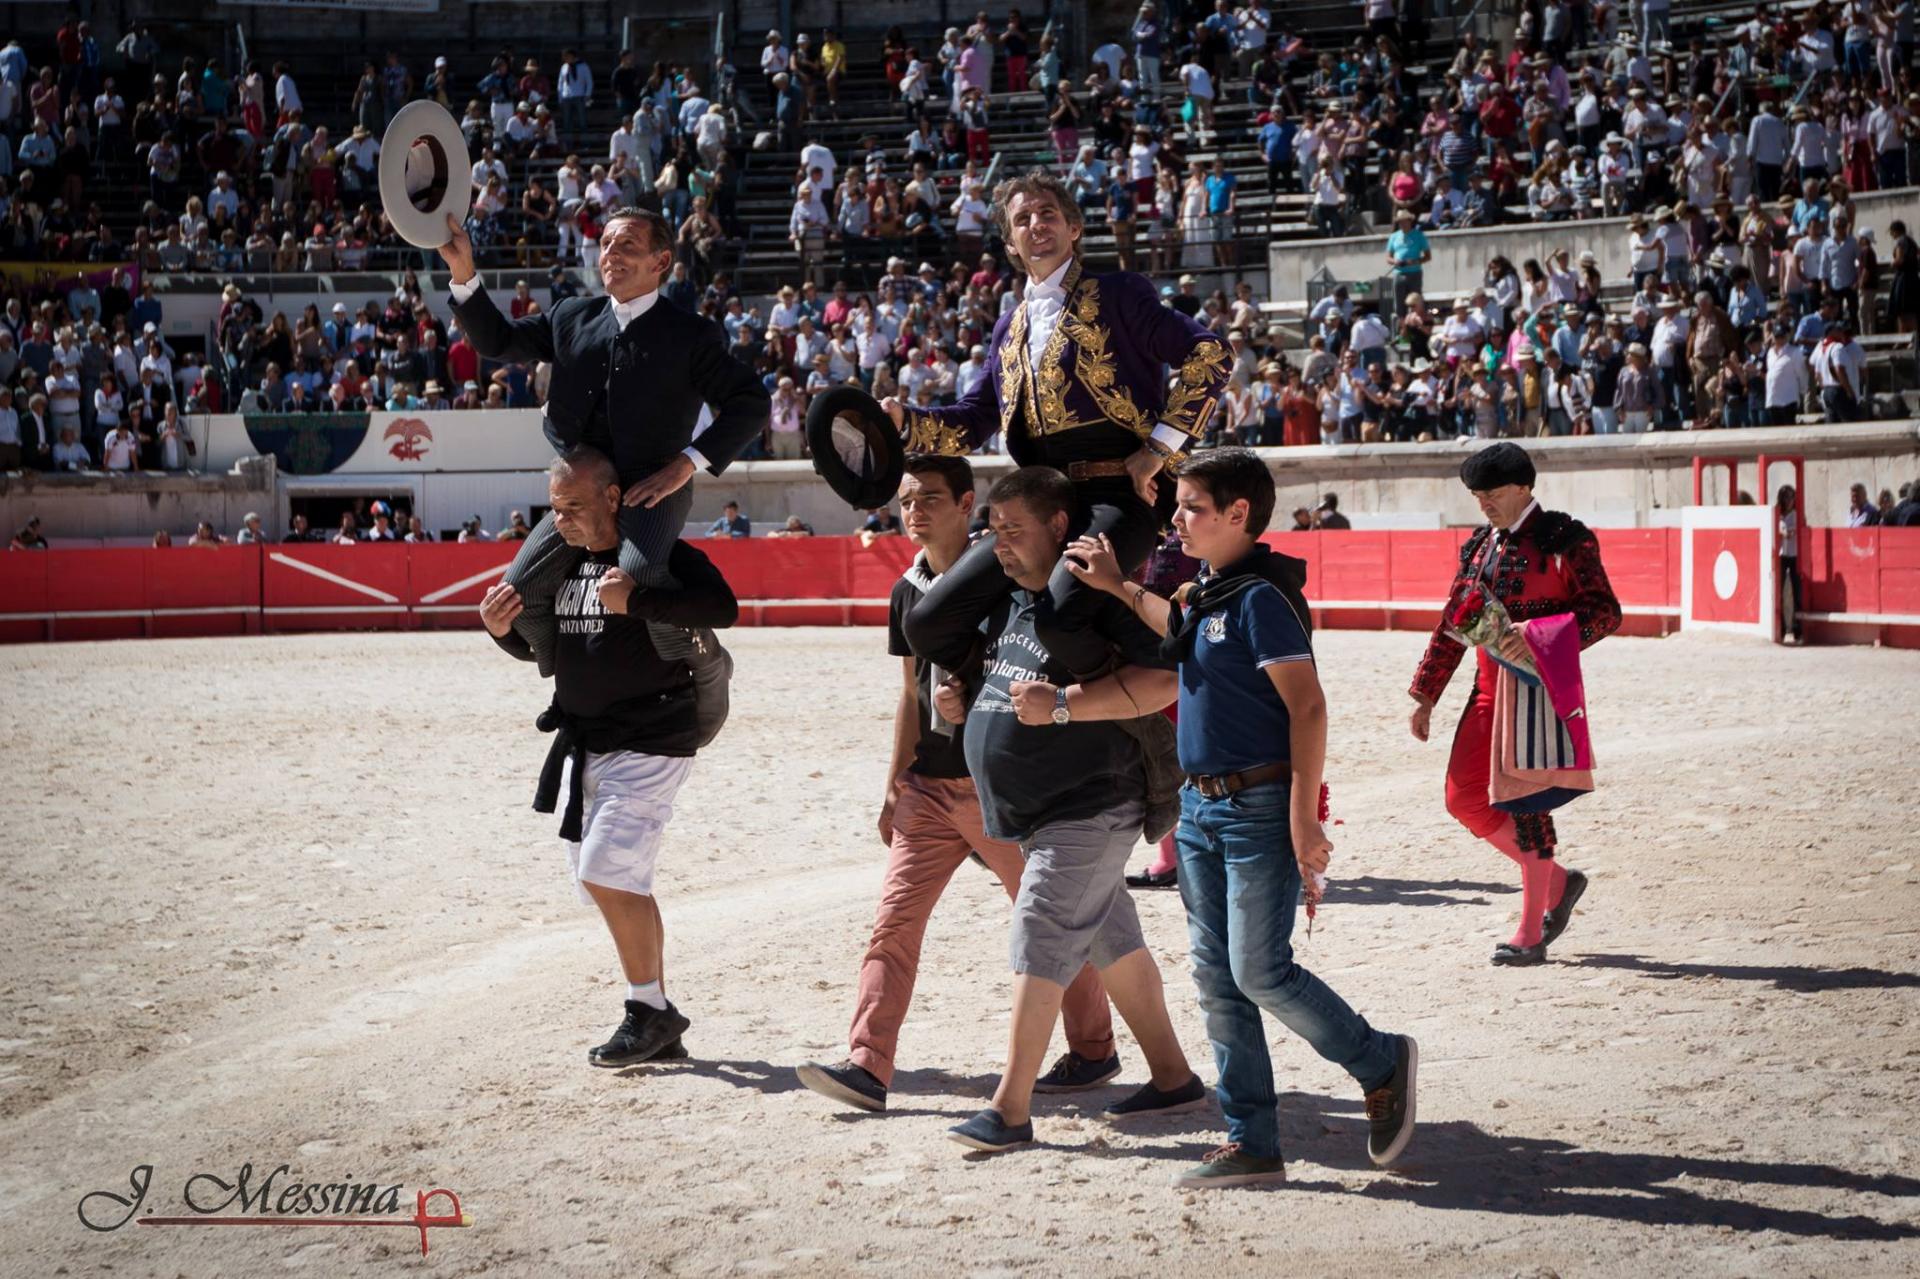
[
  {"xmin": 1513, "ymin": 854, "xmax": 1552, "ymax": 948},
  {"xmin": 1145, "ymin": 831, "xmax": 1178, "ymax": 877}
]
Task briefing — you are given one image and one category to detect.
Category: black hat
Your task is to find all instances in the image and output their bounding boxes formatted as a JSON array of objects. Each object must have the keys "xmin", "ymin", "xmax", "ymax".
[
  {"xmin": 1460, "ymin": 441, "xmax": 1536, "ymax": 491},
  {"xmin": 806, "ymin": 384, "xmax": 905, "ymax": 510}
]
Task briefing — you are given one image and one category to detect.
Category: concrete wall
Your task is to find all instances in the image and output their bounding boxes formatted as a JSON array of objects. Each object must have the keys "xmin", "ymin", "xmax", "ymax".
[
  {"xmin": 8, "ymin": 420, "xmax": 1914, "ymax": 541},
  {"xmin": 0, "ymin": 458, "xmax": 278, "ymax": 545},
  {"xmin": 1268, "ymin": 189, "xmax": 1920, "ymax": 302},
  {"xmin": 687, "ymin": 420, "xmax": 1920, "ymax": 533}
]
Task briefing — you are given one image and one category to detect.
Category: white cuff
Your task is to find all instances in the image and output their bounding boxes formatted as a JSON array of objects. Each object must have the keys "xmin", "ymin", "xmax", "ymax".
[
  {"xmin": 448, "ymin": 277, "xmax": 480, "ymax": 303},
  {"xmin": 1150, "ymin": 422, "xmax": 1192, "ymax": 453},
  {"xmin": 683, "ymin": 445, "xmax": 711, "ymax": 473}
]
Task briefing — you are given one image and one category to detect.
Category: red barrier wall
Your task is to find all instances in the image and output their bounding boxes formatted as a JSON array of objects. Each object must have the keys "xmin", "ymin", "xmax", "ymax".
[{"xmin": 4, "ymin": 529, "xmax": 1914, "ymax": 646}]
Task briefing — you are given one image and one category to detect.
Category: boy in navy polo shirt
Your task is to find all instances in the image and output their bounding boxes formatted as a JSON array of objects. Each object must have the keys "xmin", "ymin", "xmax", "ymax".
[{"xmin": 1065, "ymin": 448, "xmax": 1417, "ymax": 1188}]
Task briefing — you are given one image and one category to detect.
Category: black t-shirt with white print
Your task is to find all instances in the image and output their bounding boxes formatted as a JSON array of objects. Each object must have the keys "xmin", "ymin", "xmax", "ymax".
[
  {"xmin": 523, "ymin": 540, "xmax": 737, "ymax": 757},
  {"xmin": 887, "ymin": 569, "xmax": 971, "ymax": 779}
]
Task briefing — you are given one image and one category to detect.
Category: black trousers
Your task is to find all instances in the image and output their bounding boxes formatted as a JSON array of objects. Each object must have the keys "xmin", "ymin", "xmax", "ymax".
[
  {"xmin": 501, "ymin": 481, "xmax": 693, "ymax": 674},
  {"xmin": 902, "ymin": 479, "xmax": 1161, "ymax": 679}
]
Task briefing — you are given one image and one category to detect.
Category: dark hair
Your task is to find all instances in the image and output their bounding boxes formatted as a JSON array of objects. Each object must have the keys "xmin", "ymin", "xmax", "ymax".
[
  {"xmin": 989, "ymin": 168, "xmax": 1083, "ymax": 273},
  {"xmin": 987, "ymin": 465, "xmax": 1075, "ymax": 524},
  {"xmin": 1775, "ymin": 484, "xmax": 1796, "ymax": 511},
  {"xmin": 904, "ymin": 452, "xmax": 975, "ymax": 498},
  {"xmin": 1177, "ymin": 449, "xmax": 1277, "ymax": 536},
  {"xmin": 602, "ymin": 205, "xmax": 673, "ymax": 255}
]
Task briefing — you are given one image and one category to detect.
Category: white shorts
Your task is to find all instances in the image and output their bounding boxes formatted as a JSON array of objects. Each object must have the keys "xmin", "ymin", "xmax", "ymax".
[{"xmin": 561, "ymin": 750, "xmax": 694, "ymax": 904}]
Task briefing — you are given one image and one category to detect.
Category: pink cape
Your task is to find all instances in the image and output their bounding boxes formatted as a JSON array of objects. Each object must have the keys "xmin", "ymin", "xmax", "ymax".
[{"xmin": 1488, "ymin": 613, "xmax": 1595, "ymax": 810}]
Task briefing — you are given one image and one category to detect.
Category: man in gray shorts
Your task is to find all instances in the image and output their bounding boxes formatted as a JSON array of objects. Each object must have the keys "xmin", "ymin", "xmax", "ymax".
[{"xmin": 935, "ymin": 466, "xmax": 1204, "ymax": 1154}]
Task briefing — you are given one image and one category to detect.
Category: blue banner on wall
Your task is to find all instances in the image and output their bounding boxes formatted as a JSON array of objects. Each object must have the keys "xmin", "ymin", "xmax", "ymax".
[{"xmin": 242, "ymin": 413, "xmax": 371, "ymax": 475}]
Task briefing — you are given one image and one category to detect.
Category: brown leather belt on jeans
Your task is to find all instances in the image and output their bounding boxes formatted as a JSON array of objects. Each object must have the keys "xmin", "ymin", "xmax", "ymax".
[
  {"xmin": 1186, "ymin": 761, "xmax": 1291, "ymax": 799},
  {"xmin": 1067, "ymin": 459, "xmax": 1132, "ymax": 481}
]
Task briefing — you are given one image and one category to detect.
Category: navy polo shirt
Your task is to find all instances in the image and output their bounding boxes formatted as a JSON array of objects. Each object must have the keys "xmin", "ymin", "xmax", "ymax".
[{"xmin": 1176, "ymin": 579, "xmax": 1314, "ymax": 776}]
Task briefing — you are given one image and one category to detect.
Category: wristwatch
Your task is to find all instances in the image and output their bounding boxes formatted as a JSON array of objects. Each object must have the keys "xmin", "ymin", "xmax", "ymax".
[{"xmin": 1051, "ymin": 686, "xmax": 1071, "ymax": 726}]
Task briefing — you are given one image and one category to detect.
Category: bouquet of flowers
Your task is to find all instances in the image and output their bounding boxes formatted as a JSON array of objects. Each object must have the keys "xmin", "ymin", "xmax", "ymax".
[{"xmin": 1446, "ymin": 585, "xmax": 1540, "ymax": 684}]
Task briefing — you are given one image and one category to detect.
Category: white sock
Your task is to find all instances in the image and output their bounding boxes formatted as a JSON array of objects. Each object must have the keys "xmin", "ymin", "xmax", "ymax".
[{"xmin": 627, "ymin": 980, "xmax": 666, "ymax": 1010}]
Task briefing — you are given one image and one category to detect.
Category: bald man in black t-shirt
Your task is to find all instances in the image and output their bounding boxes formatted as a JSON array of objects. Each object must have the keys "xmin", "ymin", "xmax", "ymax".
[{"xmin": 483, "ymin": 445, "xmax": 738, "ymax": 1068}]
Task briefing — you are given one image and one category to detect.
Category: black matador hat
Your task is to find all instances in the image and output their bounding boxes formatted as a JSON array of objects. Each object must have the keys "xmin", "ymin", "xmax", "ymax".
[
  {"xmin": 1459, "ymin": 441, "xmax": 1537, "ymax": 491},
  {"xmin": 807, "ymin": 384, "xmax": 906, "ymax": 509}
]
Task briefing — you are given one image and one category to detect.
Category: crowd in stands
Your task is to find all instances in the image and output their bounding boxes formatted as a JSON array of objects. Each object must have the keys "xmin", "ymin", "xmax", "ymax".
[{"xmin": 1, "ymin": 0, "xmax": 1917, "ymax": 473}]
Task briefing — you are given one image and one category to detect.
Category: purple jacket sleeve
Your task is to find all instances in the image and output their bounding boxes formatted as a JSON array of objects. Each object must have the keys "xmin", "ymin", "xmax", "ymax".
[
  {"xmin": 1110, "ymin": 271, "xmax": 1231, "ymax": 469},
  {"xmin": 902, "ymin": 307, "xmax": 1010, "ymax": 455}
]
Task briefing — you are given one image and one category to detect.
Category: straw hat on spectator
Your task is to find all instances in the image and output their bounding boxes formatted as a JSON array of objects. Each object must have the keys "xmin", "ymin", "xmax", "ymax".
[
  {"xmin": 1578, "ymin": 249, "xmax": 1597, "ymax": 265},
  {"xmin": 1658, "ymin": 296, "xmax": 1681, "ymax": 310},
  {"xmin": 1452, "ymin": 297, "xmax": 1470, "ymax": 311},
  {"xmin": 424, "ymin": 380, "xmax": 443, "ymax": 396},
  {"xmin": 1514, "ymin": 341, "xmax": 1538, "ymax": 361}
]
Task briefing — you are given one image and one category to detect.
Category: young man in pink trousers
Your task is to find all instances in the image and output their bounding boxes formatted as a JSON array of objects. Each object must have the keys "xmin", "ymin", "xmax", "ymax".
[{"xmin": 795, "ymin": 454, "xmax": 1117, "ymax": 1111}]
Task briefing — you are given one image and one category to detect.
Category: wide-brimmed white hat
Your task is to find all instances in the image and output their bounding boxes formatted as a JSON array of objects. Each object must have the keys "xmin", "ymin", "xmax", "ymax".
[{"xmin": 379, "ymin": 101, "xmax": 472, "ymax": 249}]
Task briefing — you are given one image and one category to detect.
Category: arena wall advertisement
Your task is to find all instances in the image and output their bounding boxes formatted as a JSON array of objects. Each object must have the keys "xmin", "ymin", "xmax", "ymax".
[{"xmin": 199, "ymin": 410, "xmax": 555, "ymax": 476}]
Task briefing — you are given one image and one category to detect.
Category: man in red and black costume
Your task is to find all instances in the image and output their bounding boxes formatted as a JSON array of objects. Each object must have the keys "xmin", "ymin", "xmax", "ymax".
[{"xmin": 1407, "ymin": 443, "xmax": 1622, "ymax": 966}]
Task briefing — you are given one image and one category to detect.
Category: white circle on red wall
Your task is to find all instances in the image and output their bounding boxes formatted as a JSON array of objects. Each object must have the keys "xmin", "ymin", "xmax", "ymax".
[{"xmin": 1713, "ymin": 549, "xmax": 1739, "ymax": 600}]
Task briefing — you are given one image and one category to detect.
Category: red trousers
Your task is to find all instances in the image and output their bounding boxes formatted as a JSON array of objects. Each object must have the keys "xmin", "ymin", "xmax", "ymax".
[
  {"xmin": 1444, "ymin": 651, "xmax": 1557, "ymax": 854},
  {"xmin": 848, "ymin": 771, "xmax": 1114, "ymax": 1087}
]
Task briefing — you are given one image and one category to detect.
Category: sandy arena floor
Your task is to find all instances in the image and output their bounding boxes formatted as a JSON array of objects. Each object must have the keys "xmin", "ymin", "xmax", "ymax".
[{"xmin": 2, "ymin": 626, "xmax": 1918, "ymax": 1278}]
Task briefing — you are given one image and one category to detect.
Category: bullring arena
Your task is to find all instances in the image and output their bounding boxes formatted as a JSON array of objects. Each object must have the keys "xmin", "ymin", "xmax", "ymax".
[
  {"xmin": 3, "ymin": 618, "xmax": 1919, "ymax": 1275},
  {"xmin": 6, "ymin": 0, "xmax": 1920, "ymax": 1272}
]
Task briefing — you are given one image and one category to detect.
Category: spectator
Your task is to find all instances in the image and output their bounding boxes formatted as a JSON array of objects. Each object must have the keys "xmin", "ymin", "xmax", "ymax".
[
  {"xmin": 11, "ymin": 515, "xmax": 48, "ymax": 549},
  {"xmin": 50, "ymin": 422, "xmax": 88, "ymax": 468},
  {"xmin": 769, "ymin": 514, "xmax": 815, "ymax": 538},
  {"xmin": 0, "ymin": 386, "xmax": 18, "ymax": 469},
  {"xmin": 1813, "ymin": 320, "xmax": 1867, "ymax": 421},
  {"xmin": 1316, "ymin": 492, "xmax": 1351, "ymax": 529},
  {"xmin": 708, "ymin": 501, "xmax": 751, "ymax": 538},
  {"xmin": 235, "ymin": 511, "xmax": 267, "ymax": 543},
  {"xmin": 1847, "ymin": 482, "xmax": 1882, "ymax": 527}
]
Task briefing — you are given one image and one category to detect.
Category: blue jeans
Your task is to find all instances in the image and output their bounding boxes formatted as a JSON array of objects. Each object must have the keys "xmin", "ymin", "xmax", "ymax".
[{"xmin": 1175, "ymin": 780, "xmax": 1398, "ymax": 1160}]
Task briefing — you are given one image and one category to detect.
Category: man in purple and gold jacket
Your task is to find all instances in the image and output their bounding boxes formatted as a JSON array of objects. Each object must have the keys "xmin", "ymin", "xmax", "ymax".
[{"xmin": 882, "ymin": 167, "xmax": 1231, "ymax": 678}]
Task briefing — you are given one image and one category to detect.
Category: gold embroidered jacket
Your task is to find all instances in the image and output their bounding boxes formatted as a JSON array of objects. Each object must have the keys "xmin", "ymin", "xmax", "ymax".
[{"xmin": 902, "ymin": 260, "xmax": 1230, "ymax": 472}]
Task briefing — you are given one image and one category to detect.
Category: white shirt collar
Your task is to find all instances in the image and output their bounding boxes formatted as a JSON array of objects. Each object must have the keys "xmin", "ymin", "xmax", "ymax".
[
  {"xmin": 1500, "ymin": 499, "xmax": 1541, "ymax": 537},
  {"xmin": 1023, "ymin": 259, "xmax": 1072, "ymax": 301},
  {"xmin": 611, "ymin": 289, "xmax": 660, "ymax": 330}
]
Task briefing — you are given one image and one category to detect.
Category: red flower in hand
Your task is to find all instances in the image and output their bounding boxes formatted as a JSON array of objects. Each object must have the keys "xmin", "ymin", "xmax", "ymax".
[{"xmin": 1450, "ymin": 588, "xmax": 1487, "ymax": 628}]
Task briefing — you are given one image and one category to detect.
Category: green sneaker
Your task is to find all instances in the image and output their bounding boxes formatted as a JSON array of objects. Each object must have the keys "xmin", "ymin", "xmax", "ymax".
[{"xmin": 1169, "ymin": 1143, "xmax": 1288, "ymax": 1190}]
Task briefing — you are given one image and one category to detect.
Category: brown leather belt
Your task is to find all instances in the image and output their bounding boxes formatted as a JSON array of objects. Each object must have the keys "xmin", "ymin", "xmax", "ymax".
[
  {"xmin": 1066, "ymin": 459, "xmax": 1132, "ymax": 481},
  {"xmin": 1186, "ymin": 761, "xmax": 1290, "ymax": 799}
]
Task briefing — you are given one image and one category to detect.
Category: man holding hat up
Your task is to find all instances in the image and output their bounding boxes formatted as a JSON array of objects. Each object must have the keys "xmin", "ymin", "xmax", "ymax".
[
  {"xmin": 1407, "ymin": 443, "xmax": 1621, "ymax": 965},
  {"xmin": 438, "ymin": 206, "xmax": 768, "ymax": 678}
]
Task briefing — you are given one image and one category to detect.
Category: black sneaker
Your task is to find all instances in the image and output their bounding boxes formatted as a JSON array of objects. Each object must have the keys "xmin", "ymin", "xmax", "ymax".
[
  {"xmin": 794, "ymin": 1059, "xmax": 887, "ymax": 1112},
  {"xmin": 1102, "ymin": 1073, "xmax": 1209, "ymax": 1119},
  {"xmin": 1490, "ymin": 942, "xmax": 1548, "ymax": 967},
  {"xmin": 1125, "ymin": 867, "xmax": 1179, "ymax": 890},
  {"xmin": 1540, "ymin": 868, "xmax": 1588, "ymax": 947},
  {"xmin": 587, "ymin": 999, "xmax": 692, "ymax": 1068},
  {"xmin": 1364, "ymin": 1035, "xmax": 1418, "ymax": 1166},
  {"xmin": 1032, "ymin": 1050, "xmax": 1122, "ymax": 1093},
  {"xmin": 947, "ymin": 1108, "xmax": 1034, "ymax": 1153}
]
